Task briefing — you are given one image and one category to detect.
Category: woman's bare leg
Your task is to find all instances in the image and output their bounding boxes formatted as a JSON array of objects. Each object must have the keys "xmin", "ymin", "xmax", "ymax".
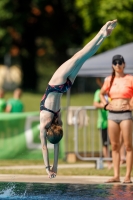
[
  {"xmin": 120, "ymin": 120, "xmax": 133, "ymax": 183},
  {"xmin": 106, "ymin": 120, "xmax": 121, "ymax": 182},
  {"xmin": 49, "ymin": 20, "xmax": 117, "ymax": 85}
]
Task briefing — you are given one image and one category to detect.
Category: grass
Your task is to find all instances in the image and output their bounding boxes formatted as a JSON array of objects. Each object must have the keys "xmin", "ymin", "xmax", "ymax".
[
  {"xmin": 4, "ymin": 92, "xmax": 94, "ymax": 112},
  {"xmin": 0, "ymin": 168, "xmax": 114, "ymax": 176},
  {"xmin": 0, "ymin": 159, "xmax": 130, "ymax": 177}
]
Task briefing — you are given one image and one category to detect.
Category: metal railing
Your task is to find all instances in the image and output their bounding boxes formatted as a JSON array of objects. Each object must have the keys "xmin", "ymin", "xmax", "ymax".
[{"xmin": 63, "ymin": 106, "xmax": 112, "ymax": 169}]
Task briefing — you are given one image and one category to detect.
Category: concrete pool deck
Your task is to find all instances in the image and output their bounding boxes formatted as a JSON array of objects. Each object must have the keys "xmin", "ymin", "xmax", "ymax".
[
  {"xmin": 0, "ymin": 174, "xmax": 131, "ymax": 184},
  {"xmin": 0, "ymin": 163, "xmax": 130, "ymax": 184}
]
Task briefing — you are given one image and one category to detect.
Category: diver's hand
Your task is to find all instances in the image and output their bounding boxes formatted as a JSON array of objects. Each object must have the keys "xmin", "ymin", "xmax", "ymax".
[
  {"xmin": 46, "ymin": 168, "xmax": 56, "ymax": 179},
  {"xmin": 100, "ymin": 19, "xmax": 117, "ymax": 38},
  {"xmin": 50, "ymin": 173, "xmax": 56, "ymax": 179},
  {"xmin": 49, "ymin": 166, "xmax": 57, "ymax": 179}
]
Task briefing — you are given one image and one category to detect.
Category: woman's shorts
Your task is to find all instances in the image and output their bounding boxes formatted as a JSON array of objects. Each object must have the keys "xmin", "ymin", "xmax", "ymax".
[{"xmin": 108, "ymin": 110, "xmax": 132, "ymax": 124}]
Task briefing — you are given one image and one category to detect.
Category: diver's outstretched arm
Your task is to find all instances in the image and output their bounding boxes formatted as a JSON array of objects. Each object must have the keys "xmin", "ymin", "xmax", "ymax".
[
  {"xmin": 40, "ymin": 129, "xmax": 56, "ymax": 178},
  {"xmin": 51, "ymin": 143, "xmax": 59, "ymax": 177}
]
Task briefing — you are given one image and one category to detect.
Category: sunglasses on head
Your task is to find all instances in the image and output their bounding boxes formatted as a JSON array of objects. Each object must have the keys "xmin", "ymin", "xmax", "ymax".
[{"xmin": 113, "ymin": 60, "xmax": 123, "ymax": 66}]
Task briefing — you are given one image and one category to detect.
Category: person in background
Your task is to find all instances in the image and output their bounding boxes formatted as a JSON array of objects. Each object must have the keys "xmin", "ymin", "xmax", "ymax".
[
  {"xmin": 93, "ymin": 77, "xmax": 112, "ymax": 169},
  {"xmin": 0, "ymin": 88, "xmax": 6, "ymax": 112},
  {"xmin": 40, "ymin": 20, "xmax": 117, "ymax": 179},
  {"xmin": 100, "ymin": 54, "xmax": 133, "ymax": 184},
  {"xmin": 120, "ymin": 132, "xmax": 126, "ymax": 165},
  {"xmin": 6, "ymin": 88, "xmax": 24, "ymax": 113}
]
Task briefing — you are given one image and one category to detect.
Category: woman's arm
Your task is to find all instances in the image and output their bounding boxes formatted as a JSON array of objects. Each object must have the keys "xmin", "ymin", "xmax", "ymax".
[
  {"xmin": 100, "ymin": 87, "xmax": 114, "ymax": 111},
  {"xmin": 51, "ymin": 143, "xmax": 59, "ymax": 176},
  {"xmin": 40, "ymin": 129, "xmax": 50, "ymax": 173},
  {"xmin": 100, "ymin": 87, "xmax": 108, "ymax": 106},
  {"xmin": 40, "ymin": 127, "xmax": 56, "ymax": 178},
  {"xmin": 128, "ymin": 97, "xmax": 133, "ymax": 111},
  {"xmin": 93, "ymin": 101, "xmax": 104, "ymax": 109},
  {"xmin": 5, "ymin": 104, "xmax": 12, "ymax": 112},
  {"xmin": 51, "ymin": 113, "xmax": 61, "ymax": 176}
]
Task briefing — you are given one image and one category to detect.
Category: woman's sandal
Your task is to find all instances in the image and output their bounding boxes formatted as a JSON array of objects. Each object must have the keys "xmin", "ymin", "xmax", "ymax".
[
  {"xmin": 105, "ymin": 178, "xmax": 121, "ymax": 183},
  {"xmin": 123, "ymin": 181, "xmax": 132, "ymax": 184}
]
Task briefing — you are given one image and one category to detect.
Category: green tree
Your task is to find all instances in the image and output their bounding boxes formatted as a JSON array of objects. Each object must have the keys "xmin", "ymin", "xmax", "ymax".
[
  {"xmin": 75, "ymin": 0, "xmax": 133, "ymax": 52},
  {"xmin": 0, "ymin": 0, "xmax": 85, "ymax": 91},
  {"xmin": 0, "ymin": 0, "xmax": 132, "ymax": 91}
]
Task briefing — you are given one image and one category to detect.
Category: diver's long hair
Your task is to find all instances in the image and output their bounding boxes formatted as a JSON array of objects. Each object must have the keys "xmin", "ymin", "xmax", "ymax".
[{"xmin": 47, "ymin": 117, "xmax": 63, "ymax": 144}]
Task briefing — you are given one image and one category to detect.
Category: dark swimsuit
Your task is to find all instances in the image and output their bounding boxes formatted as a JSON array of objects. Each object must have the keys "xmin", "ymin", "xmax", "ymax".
[{"xmin": 40, "ymin": 78, "xmax": 72, "ymax": 116}]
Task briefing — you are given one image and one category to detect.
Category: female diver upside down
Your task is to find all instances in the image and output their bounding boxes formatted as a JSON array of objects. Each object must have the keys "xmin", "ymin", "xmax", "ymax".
[{"xmin": 40, "ymin": 19, "xmax": 117, "ymax": 179}]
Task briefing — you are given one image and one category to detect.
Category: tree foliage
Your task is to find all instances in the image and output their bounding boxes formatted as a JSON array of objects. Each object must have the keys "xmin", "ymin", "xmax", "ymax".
[
  {"xmin": 0, "ymin": 0, "xmax": 86, "ymax": 91},
  {"xmin": 0, "ymin": 0, "xmax": 132, "ymax": 91},
  {"xmin": 75, "ymin": 0, "xmax": 133, "ymax": 51}
]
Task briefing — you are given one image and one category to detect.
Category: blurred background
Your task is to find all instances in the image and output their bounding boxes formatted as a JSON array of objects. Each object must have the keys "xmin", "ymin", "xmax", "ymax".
[{"xmin": 0, "ymin": 0, "xmax": 133, "ymax": 93}]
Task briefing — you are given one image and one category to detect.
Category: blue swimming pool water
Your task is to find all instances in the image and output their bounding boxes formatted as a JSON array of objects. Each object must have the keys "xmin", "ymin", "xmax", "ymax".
[{"xmin": 0, "ymin": 182, "xmax": 133, "ymax": 200}]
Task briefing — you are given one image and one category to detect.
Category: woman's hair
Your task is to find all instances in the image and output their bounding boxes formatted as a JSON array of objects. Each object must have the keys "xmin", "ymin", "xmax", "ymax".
[
  {"xmin": 46, "ymin": 117, "xmax": 63, "ymax": 144},
  {"xmin": 108, "ymin": 69, "xmax": 115, "ymax": 95}
]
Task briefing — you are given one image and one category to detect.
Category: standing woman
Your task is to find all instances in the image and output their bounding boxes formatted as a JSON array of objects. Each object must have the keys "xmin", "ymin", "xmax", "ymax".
[
  {"xmin": 100, "ymin": 55, "xmax": 133, "ymax": 183},
  {"xmin": 40, "ymin": 19, "xmax": 117, "ymax": 179}
]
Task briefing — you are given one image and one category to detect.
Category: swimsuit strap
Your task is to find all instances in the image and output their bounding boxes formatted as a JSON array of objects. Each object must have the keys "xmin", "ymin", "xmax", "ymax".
[
  {"xmin": 42, "ymin": 106, "xmax": 60, "ymax": 116},
  {"xmin": 40, "ymin": 78, "xmax": 72, "ymax": 114}
]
